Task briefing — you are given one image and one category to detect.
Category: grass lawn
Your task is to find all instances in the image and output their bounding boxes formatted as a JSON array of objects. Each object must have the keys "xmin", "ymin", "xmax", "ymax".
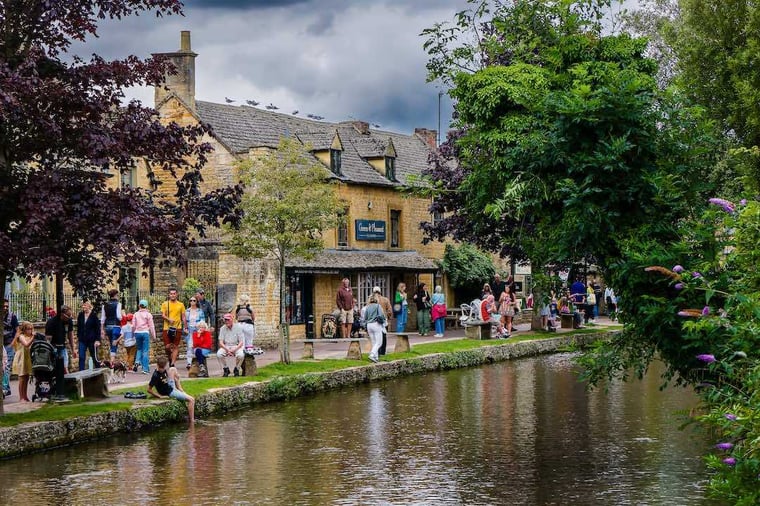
[{"xmin": 0, "ymin": 402, "xmax": 133, "ymax": 427}]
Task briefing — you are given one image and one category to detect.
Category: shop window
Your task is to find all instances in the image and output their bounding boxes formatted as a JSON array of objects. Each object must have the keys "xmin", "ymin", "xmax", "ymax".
[
  {"xmin": 390, "ymin": 210, "xmax": 401, "ymax": 248},
  {"xmin": 286, "ymin": 274, "xmax": 311, "ymax": 324}
]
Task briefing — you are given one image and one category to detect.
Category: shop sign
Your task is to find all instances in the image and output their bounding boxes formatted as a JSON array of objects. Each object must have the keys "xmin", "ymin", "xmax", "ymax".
[{"xmin": 355, "ymin": 219, "xmax": 386, "ymax": 241}]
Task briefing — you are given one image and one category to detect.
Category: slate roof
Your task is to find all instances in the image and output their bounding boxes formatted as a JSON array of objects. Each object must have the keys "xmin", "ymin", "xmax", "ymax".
[
  {"xmin": 286, "ymin": 249, "xmax": 439, "ymax": 272},
  {"xmin": 194, "ymin": 101, "xmax": 433, "ymax": 187}
]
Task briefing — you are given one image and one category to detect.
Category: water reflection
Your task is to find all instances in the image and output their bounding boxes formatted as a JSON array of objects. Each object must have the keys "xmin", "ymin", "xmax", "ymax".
[{"xmin": 0, "ymin": 354, "xmax": 716, "ymax": 505}]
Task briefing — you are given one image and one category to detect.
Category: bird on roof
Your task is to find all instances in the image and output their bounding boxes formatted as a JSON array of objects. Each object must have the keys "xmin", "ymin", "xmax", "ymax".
[
  {"xmin": 313, "ymin": 115, "xmax": 324, "ymax": 120},
  {"xmin": 372, "ymin": 124, "xmax": 381, "ymax": 128},
  {"xmin": 266, "ymin": 103, "xmax": 279, "ymax": 110},
  {"xmin": 292, "ymin": 110, "xmax": 299, "ymax": 115},
  {"xmin": 225, "ymin": 97, "xmax": 235, "ymax": 103},
  {"xmin": 246, "ymin": 100, "xmax": 259, "ymax": 106},
  {"xmin": 306, "ymin": 113, "xmax": 315, "ymax": 119}
]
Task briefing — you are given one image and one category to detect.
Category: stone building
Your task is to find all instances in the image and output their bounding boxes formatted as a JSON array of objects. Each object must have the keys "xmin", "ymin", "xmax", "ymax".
[{"xmin": 143, "ymin": 32, "xmax": 448, "ymax": 343}]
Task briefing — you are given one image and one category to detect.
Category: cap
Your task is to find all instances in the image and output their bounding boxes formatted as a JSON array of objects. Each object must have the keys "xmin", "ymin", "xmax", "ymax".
[
  {"xmin": 197, "ymin": 289, "xmax": 205, "ymax": 294},
  {"xmin": 126, "ymin": 313, "xmax": 134, "ymax": 321},
  {"xmin": 372, "ymin": 286, "xmax": 381, "ymax": 293},
  {"xmin": 223, "ymin": 313, "xmax": 233, "ymax": 320},
  {"xmin": 139, "ymin": 299, "xmax": 148, "ymax": 308}
]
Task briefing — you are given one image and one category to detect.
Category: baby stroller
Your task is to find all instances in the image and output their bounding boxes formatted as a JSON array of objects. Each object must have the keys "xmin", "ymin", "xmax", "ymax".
[
  {"xmin": 350, "ymin": 307, "xmax": 364, "ymax": 338},
  {"xmin": 30, "ymin": 333, "xmax": 56, "ymax": 402}
]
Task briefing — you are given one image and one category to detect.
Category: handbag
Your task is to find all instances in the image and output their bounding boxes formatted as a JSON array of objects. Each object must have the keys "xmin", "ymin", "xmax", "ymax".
[
  {"xmin": 393, "ymin": 303, "xmax": 402, "ymax": 313},
  {"xmin": 587, "ymin": 293, "xmax": 597, "ymax": 305}
]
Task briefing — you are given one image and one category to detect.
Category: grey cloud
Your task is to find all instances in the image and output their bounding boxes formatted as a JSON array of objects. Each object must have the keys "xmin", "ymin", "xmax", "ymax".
[{"xmin": 183, "ymin": 0, "xmax": 309, "ymax": 9}]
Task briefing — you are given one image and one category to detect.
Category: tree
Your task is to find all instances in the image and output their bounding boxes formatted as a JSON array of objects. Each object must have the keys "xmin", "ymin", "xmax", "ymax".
[
  {"xmin": 225, "ymin": 137, "xmax": 342, "ymax": 364},
  {"xmin": 0, "ymin": 1, "xmax": 242, "ymax": 311},
  {"xmin": 439, "ymin": 243, "xmax": 495, "ymax": 304}
]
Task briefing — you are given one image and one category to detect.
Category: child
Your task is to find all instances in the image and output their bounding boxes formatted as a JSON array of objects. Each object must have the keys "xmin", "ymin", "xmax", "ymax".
[
  {"xmin": 11, "ymin": 321, "xmax": 34, "ymax": 402},
  {"xmin": 121, "ymin": 314, "xmax": 136, "ymax": 370},
  {"xmin": 147, "ymin": 356, "xmax": 195, "ymax": 422},
  {"xmin": 192, "ymin": 321, "xmax": 213, "ymax": 377}
]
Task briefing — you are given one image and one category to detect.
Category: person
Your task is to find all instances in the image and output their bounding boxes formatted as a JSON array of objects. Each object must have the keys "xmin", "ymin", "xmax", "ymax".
[
  {"xmin": 192, "ymin": 321, "xmax": 213, "ymax": 377},
  {"xmin": 431, "ymin": 285, "xmax": 446, "ymax": 338},
  {"xmin": 559, "ymin": 296, "xmax": 583, "ymax": 329},
  {"xmin": 232, "ymin": 294, "xmax": 255, "ymax": 350},
  {"xmin": 492, "ymin": 274, "xmax": 506, "ymax": 303},
  {"xmin": 147, "ymin": 356, "xmax": 195, "ymax": 422},
  {"xmin": 77, "ymin": 300, "xmax": 102, "ymax": 371},
  {"xmin": 11, "ymin": 321, "xmax": 34, "ymax": 402},
  {"xmin": 393, "ymin": 282, "xmax": 408, "ymax": 333},
  {"xmin": 585, "ymin": 281, "xmax": 596, "ymax": 324},
  {"xmin": 335, "ymin": 277, "xmax": 353, "ymax": 339},
  {"xmin": 481, "ymin": 283, "xmax": 492, "ymax": 300},
  {"xmin": 100, "ymin": 289, "xmax": 122, "ymax": 356},
  {"xmin": 195, "ymin": 289, "xmax": 215, "ymax": 328},
  {"xmin": 217, "ymin": 313, "xmax": 244, "ymax": 377},
  {"xmin": 373, "ymin": 286, "xmax": 392, "ymax": 355},
  {"xmin": 2, "ymin": 298, "xmax": 19, "ymax": 397},
  {"xmin": 133, "ymin": 300, "xmax": 155, "ymax": 374},
  {"xmin": 161, "ymin": 288, "xmax": 186, "ymax": 367},
  {"xmin": 362, "ymin": 294, "xmax": 385, "ymax": 363},
  {"xmin": 121, "ymin": 313, "xmax": 136, "ymax": 369},
  {"xmin": 184, "ymin": 296, "xmax": 206, "ymax": 370},
  {"xmin": 592, "ymin": 278, "xmax": 602, "ymax": 318},
  {"xmin": 45, "ymin": 304, "xmax": 76, "ymax": 398},
  {"xmin": 499, "ymin": 286, "xmax": 516, "ymax": 334},
  {"xmin": 606, "ymin": 286, "xmax": 618, "ymax": 321},
  {"xmin": 412, "ymin": 283, "xmax": 432, "ymax": 336}
]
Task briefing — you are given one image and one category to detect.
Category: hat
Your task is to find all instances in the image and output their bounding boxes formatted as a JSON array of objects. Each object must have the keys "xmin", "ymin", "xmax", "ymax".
[
  {"xmin": 126, "ymin": 313, "xmax": 134, "ymax": 321},
  {"xmin": 197, "ymin": 289, "xmax": 205, "ymax": 294},
  {"xmin": 139, "ymin": 299, "xmax": 148, "ymax": 308},
  {"xmin": 223, "ymin": 313, "xmax": 234, "ymax": 321},
  {"xmin": 372, "ymin": 286, "xmax": 381, "ymax": 293}
]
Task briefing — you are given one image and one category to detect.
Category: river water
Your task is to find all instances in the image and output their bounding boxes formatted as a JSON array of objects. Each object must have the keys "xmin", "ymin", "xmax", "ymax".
[{"xmin": 0, "ymin": 354, "xmax": 717, "ymax": 505}]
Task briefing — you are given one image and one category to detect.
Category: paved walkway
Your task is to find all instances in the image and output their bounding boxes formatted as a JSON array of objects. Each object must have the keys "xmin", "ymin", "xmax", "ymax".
[{"xmin": 1, "ymin": 316, "xmax": 619, "ymax": 414}]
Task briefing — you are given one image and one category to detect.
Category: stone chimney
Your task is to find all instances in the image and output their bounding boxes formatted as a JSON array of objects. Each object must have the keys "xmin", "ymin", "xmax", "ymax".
[
  {"xmin": 153, "ymin": 31, "xmax": 197, "ymax": 111},
  {"xmin": 414, "ymin": 128, "xmax": 438, "ymax": 149},
  {"xmin": 352, "ymin": 121, "xmax": 370, "ymax": 135}
]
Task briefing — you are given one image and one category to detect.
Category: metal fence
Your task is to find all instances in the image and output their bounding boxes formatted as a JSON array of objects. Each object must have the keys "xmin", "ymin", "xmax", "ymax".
[{"xmin": 5, "ymin": 290, "xmax": 166, "ymax": 322}]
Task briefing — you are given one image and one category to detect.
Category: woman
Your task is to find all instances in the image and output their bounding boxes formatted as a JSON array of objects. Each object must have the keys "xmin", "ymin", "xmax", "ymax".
[
  {"xmin": 481, "ymin": 283, "xmax": 492, "ymax": 300},
  {"xmin": 100, "ymin": 288, "xmax": 122, "ymax": 352},
  {"xmin": 412, "ymin": 283, "xmax": 431, "ymax": 336},
  {"xmin": 499, "ymin": 286, "xmax": 516, "ymax": 334},
  {"xmin": 431, "ymin": 285, "xmax": 446, "ymax": 338},
  {"xmin": 77, "ymin": 301, "xmax": 102, "ymax": 371},
  {"xmin": 192, "ymin": 321, "xmax": 213, "ymax": 377},
  {"xmin": 585, "ymin": 281, "xmax": 596, "ymax": 325},
  {"xmin": 393, "ymin": 282, "xmax": 408, "ymax": 333},
  {"xmin": 132, "ymin": 299, "xmax": 156, "ymax": 374},
  {"xmin": 11, "ymin": 321, "xmax": 33, "ymax": 402},
  {"xmin": 184, "ymin": 296, "xmax": 206, "ymax": 370},
  {"xmin": 362, "ymin": 295, "xmax": 385, "ymax": 363},
  {"xmin": 233, "ymin": 294, "xmax": 255, "ymax": 350}
]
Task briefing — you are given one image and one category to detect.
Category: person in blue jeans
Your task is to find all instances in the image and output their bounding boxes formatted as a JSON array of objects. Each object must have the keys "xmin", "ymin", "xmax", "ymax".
[
  {"xmin": 394, "ymin": 282, "xmax": 408, "ymax": 333},
  {"xmin": 431, "ymin": 285, "xmax": 446, "ymax": 338},
  {"xmin": 132, "ymin": 300, "xmax": 155, "ymax": 374},
  {"xmin": 2, "ymin": 299, "xmax": 19, "ymax": 397}
]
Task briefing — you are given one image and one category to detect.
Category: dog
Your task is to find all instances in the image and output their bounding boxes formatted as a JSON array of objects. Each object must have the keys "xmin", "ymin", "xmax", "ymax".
[{"xmin": 101, "ymin": 360, "xmax": 128, "ymax": 384}]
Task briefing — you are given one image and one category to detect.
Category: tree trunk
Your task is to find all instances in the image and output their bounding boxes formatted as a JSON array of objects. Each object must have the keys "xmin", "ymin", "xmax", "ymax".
[
  {"xmin": 278, "ymin": 260, "xmax": 291, "ymax": 364},
  {"xmin": 531, "ymin": 287, "xmax": 544, "ymax": 331}
]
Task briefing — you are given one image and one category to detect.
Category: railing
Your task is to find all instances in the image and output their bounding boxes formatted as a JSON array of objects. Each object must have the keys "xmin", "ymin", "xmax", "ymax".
[{"xmin": 5, "ymin": 290, "xmax": 166, "ymax": 322}]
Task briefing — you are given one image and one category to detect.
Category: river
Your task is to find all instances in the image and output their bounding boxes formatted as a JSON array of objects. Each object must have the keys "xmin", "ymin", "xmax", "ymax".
[{"xmin": 0, "ymin": 353, "xmax": 717, "ymax": 505}]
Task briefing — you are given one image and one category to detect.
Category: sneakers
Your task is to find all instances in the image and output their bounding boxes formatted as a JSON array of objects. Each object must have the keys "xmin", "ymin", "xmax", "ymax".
[
  {"xmin": 132, "ymin": 364, "xmax": 138, "ymax": 373},
  {"xmin": 223, "ymin": 367, "xmax": 230, "ymax": 377},
  {"xmin": 434, "ymin": 333, "xmax": 443, "ymax": 338},
  {"xmin": 244, "ymin": 346, "xmax": 265, "ymax": 356},
  {"xmin": 198, "ymin": 364, "xmax": 209, "ymax": 378},
  {"xmin": 369, "ymin": 356, "xmax": 379, "ymax": 363},
  {"xmin": 2, "ymin": 389, "xmax": 10, "ymax": 398},
  {"xmin": 233, "ymin": 367, "xmax": 239, "ymax": 377}
]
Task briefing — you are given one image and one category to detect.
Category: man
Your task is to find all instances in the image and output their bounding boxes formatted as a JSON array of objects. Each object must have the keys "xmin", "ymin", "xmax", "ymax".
[
  {"xmin": 161, "ymin": 288, "xmax": 186, "ymax": 367},
  {"xmin": 147, "ymin": 356, "xmax": 195, "ymax": 422},
  {"xmin": 217, "ymin": 313, "xmax": 245, "ymax": 377},
  {"xmin": 492, "ymin": 274, "xmax": 506, "ymax": 303},
  {"xmin": 592, "ymin": 278, "xmax": 602, "ymax": 318},
  {"xmin": 373, "ymin": 286, "xmax": 393, "ymax": 356},
  {"xmin": 2, "ymin": 299, "xmax": 19, "ymax": 397},
  {"xmin": 335, "ymin": 277, "xmax": 353, "ymax": 339},
  {"xmin": 570, "ymin": 277, "xmax": 587, "ymax": 323},
  {"xmin": 196, "ymin": 289, "xmax": 215, "ymax": 328},
  {"xmin": 45, "ymin": 304, "xmax": 77, "ymax": 398}
]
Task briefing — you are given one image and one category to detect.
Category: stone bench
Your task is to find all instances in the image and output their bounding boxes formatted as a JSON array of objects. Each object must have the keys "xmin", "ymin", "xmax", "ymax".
[
  {"xmin": 64, "ymin": 368, "xmax": 110, "ymax": 399},
  {"xmin": 295, "ymin": 338, "xmax": 369, "ymax": 360},
  {"xmin": 464, "ymin": 321, "xmax": 492, "ymax": 340},
  {"xmin": 387, "ymin": 332, "xmax": 411, "ymax": 353}
]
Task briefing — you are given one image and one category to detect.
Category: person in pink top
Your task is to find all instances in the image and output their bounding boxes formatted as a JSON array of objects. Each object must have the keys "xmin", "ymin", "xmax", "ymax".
[{"xmin": 132, "ymin": 300, "xmax": 156, "ymax": 374}]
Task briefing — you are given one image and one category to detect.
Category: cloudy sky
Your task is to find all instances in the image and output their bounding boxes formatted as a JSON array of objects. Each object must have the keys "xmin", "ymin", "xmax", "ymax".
[{"xmin": 74, "ymin": 0, "xmax": 468, "ymax": 137}]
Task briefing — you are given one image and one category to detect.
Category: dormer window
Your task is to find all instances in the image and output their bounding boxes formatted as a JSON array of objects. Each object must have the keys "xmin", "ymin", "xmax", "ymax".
[
  {"xmin": 385, "ymin": 156, "xmax": 396, "ymax": 181},
  {"xmin": 330, "ymin": 148, "xmax": 342, "ymax": 175}
]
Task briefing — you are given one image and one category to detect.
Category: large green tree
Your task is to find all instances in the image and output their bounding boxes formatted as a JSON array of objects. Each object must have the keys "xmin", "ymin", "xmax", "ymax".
[{"xmin": 225, "ymin": 137, "xmax": 342, "ymax": 364}]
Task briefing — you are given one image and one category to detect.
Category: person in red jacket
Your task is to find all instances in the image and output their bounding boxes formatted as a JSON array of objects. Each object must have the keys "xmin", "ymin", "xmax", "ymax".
[{"xmin": 192, "ymin": 321, "xmax": 213, "ymax": 377}]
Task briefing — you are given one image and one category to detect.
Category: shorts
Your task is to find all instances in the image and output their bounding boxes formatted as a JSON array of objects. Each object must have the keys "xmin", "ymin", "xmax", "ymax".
[
  {"xmin": 169, "ymin": 388, "xmax": 191, "ymax": 402},
  {"xmin": 339, "ymin": 308, "xmax": 354, "ymax": 324},
  {"xmin": 163, "ymin": 329, "xmax": 182, "ymax": 347}
]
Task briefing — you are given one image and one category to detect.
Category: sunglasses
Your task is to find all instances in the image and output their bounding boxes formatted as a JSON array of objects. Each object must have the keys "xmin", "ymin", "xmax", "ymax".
[{"xmin": 190, "ymin": 299, "xmax": 197, "ymax": 302}]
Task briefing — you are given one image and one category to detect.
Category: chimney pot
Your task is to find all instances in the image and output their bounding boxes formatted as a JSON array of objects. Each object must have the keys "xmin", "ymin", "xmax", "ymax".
[
  {"xmin": 180, "ymin": 31, "xmax": 191, "ymax": 51},
  {"xmin": 414, "ymin": 128, "xmax": 437, "ymax": 149}
]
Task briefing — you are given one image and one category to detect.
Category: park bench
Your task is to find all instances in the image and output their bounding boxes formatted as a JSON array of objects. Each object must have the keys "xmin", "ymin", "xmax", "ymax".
[
  {"xmin": 560, "ymin": 313, "xmax": 575, "ymax": 329},
  {"xmin": 64, "ymin": 368, "xmax": 110, "ymax": 399},
  {"xmin": 386, "ymin": 332, "xmax": 411, "ymax": 353},
  {"xmin": 464, "ymin": 321, "xmax": 492, "ymax": 340},
  {"xmin": 295, "ymin": 337, "xmax": 369, "ymax": 360}
]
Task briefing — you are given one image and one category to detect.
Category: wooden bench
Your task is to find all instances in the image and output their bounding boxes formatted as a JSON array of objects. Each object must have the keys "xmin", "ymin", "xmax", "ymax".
[
  {"xmin": 295, "ymin": 338, "xmax": 369, "ymax": 360},
  {"xmin": 560, "ymin": 313, "xmax": 575, "ymax": 329},
  {"xmin": 464, "ymin": 321, "xmax": 492, "ymax": 340},
  {"xmin": 64, "ymin": 368, "xmax": 110, "ymax": 399},
  {"xmin": 387, "ymin": 332, "xmax": 411, "ymax": 353}
]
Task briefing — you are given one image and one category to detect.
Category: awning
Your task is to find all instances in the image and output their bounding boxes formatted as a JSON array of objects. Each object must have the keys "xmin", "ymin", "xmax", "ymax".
[{"xmin": 286, "ymin": 249, "xmax": 439, "ymax": 273}]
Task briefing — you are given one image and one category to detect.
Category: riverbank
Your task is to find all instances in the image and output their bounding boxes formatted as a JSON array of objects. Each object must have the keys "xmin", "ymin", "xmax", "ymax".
[{"xmin": 0, "ymin": 328, "xmax": 619, "ymax": 459}]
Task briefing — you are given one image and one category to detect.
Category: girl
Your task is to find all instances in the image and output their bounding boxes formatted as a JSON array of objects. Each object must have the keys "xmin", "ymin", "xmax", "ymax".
[
  {"xmin": 499, "ymin": 286, "xmax": 516, "ymax": 334},
  {"xmin": 12, "ymin": 321, "xmax": 33, "ymax": 402}
]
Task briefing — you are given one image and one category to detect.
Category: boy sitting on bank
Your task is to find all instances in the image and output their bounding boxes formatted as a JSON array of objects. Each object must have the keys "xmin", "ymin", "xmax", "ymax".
[{"xmin": 147, "ymin": 356, "xmax": 195, "ymax": 422}]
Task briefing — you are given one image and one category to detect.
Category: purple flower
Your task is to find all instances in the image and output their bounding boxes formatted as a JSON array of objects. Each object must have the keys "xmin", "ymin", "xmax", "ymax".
[
  {"xmin": 677, "ymin": 311, "xmax": 692, "ymax": 317},
  {"xmin": 672, "ymin": 265, "xmax": 684, "ymax": 273},
  {"xmin": 674, "ymin": 282, "xmax": 684, "ymax": 290},
  {"xmin": 702, "ymin": 306, "xmax": 710, "ymax": 316},
  {"xmin": 709, "ymin": 198, "xmax": 736, "ymax": 213},
  {"xmin": 697, "ymin": 354, "xmax": 716, "ymax": 363},
  {"xmin": 716, "ymin": 442, "xmax": 734, "ymax": 451},
  {"xmin": 725, "ymin": 413, "xmax": 737, "ymax": 421},
  {"xmin": 740, "ymin": 199, "xmax": 747, "ymax": 206},
  {"xmin": 692, "ymin": 271, "xmax": 702, "ymax": 278},
  {"xmin": 723, "ymin": 457, "xmax": 737, "ymax": 466}
]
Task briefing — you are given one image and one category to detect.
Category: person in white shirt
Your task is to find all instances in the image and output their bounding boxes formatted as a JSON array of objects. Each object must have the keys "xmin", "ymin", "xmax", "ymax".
[{"xmin": 217, "ymin": 313, "xmax": 245, "ymax": 377}]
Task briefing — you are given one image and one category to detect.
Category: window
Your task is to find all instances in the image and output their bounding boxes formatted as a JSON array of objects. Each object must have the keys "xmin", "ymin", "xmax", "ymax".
[
  {"xmin": 432, "ymin": 198, "xmax": 443, "ymax": 226},
  {"xmin": 286, "ymin": 274, "xmax": 313, "ymax": 324},
  {"xmin": 337, "ymin": 207, "xmax": 349, "ymax": 247},
  {"xmin": 120, "ymin": 167, "xmax": 135, "ymax": 188},
  {"xmin": 330, "ymin": 148, "xmax": 342, "ymax": 175},
  {"xmin": 385, "ymin": 156, "xmax": 396, "ymax": 181},
  {"xmin": 356, "ymin": 272, "xmax": 390, "ymax": 306},
  {"xmin": 390, "ymin": 210, "xmax": 400, "ymax": 248}
]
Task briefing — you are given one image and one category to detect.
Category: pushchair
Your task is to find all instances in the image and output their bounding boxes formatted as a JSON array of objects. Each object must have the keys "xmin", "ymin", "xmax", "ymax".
[
  {"xmin": 350, "ymin": 308, "xmax": 364, "ymax": 338},
  {"xmin": 30, "ymin": 333, "xmax": 56, "ymax": 402}
]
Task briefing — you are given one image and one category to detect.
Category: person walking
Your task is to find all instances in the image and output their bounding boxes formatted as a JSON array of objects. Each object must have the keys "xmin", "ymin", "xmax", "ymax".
[
  {"xmin": 393, "ymin": 282, "xmax": 408, "ymax": 333},
  {"xmin": 77, "ymin": 300, "xmax": 102, "ymax": 371},
  {"xmin": 161, "ymin": 288, "xmax": 186, "ymax": 367},
  {"xmin": 373, "ymin": 286, "xmax": 392, "ymax": 355},
  {"xmin": 195, "ymin": 289, "xmax": 215, "ymax": 327},
  {"xmin": 100, "ymin": 289, "xmax": 122, "ymax": 361},
  {"xmin": 2, "ymin": 299, "xmax": 19, "ymax": 397},
  {"xmin": 499, "ymin": 286, "xmax": 516, "ymax": 335},
  {"xmin": 45, "ymin": 305, "xmax": 76, "ymax": 398},
  {"xmin": 413, "ymin": 283, "xmax": 432, "ymax": 336},
  {"xmin": 132, "ymin": 300, "xmax": 156, "ymax": 374},
  {"xmin": 431, "ymin": 285, "xmax": 447, "ymax": 338},
  {"xmin": 335, "ymin": 277, "xmax": 354, "ymax": 339},
  {"xmin": 362, "ymin": 295, "xmax": 385, "ymax": 363}
]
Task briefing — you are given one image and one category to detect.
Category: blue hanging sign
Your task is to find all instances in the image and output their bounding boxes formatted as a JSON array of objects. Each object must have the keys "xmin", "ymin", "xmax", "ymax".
[{"xmin": 355, "ymin": 219, "xmax": 386, "ymax": 241}]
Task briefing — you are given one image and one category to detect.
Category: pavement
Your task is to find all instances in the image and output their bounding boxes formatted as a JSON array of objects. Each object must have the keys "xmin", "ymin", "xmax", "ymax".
[{"xmin": 1, "ymin": 316, "xmax": 620, "ymax": 414}]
